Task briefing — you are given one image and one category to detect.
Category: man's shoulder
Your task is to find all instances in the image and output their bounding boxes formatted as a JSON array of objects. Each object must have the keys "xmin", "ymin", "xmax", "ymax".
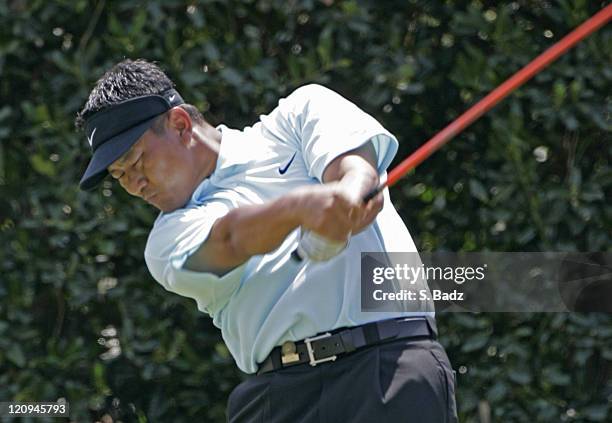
[
  {"xmin": 286, "ymin": 83, "xmax": 337, "ymax": 101},
  {"xmin": 145, "ymin": 201, "xmax": 232, "ymax": 256},
  {"xmin": 143, "ymin": 210, "xmax": 177, "ymax": 260}
]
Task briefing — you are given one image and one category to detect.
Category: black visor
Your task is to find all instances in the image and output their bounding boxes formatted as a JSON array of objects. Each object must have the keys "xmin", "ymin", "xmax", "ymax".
[{"xmin": 79, "ymin": 89, "xmax": 184, "ymax": 190}]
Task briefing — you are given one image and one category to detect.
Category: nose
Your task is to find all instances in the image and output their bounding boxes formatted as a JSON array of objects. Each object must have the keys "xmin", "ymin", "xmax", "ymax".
[{"xmin": 121, "ymin": 170, "xmax": 148, "ymax": 198}]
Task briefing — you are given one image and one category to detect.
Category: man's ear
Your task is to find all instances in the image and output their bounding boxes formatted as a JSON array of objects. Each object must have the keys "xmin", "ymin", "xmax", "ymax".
[{"xmin": 167, "ymin": 107, "xmax": 192, "ymax": 145}]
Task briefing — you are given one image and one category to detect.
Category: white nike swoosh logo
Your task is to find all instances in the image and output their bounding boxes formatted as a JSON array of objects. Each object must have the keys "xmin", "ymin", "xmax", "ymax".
[
  {"xmin": 169, "ymin": 95, "xmax": 176, "ymax": 102},
  {"xmin": 87, "ymin": 127, "xmax": 97, "ymax": 147}
]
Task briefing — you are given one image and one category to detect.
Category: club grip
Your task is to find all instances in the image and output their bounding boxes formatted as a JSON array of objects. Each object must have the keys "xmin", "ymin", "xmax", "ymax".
[
  {"xmin": 291, "ymin": 184, "xmax": 384, "ymax": 262},
  {"xmin": 362, "ymin": 184, "xmax": 383, "ymax": 203},
  {"xmin": 291, "ymin": 230, "xmax": 348, "ymax": 262}
]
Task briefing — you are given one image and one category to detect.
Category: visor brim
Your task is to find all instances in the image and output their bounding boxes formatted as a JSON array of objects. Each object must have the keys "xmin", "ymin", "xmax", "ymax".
[{"xmin": 79, "ymin": 116, "xmax": 157, "ymax": 190}]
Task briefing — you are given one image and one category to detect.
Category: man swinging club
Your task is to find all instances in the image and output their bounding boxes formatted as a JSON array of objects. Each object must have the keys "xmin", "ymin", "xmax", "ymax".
[{"xmin": 77, "ymin": 59, "xmax": 457, "ymax": 422}]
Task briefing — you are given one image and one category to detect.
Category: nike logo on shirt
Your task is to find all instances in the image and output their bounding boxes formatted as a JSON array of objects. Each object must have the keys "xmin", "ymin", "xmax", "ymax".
[{"xmin": 278, "ymin": 152, "xmax": 297, "ymax": 175}]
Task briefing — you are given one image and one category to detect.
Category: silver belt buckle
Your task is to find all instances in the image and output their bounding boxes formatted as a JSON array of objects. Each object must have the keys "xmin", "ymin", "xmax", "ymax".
[{"xmin": 304, "ymin": 332, "xmax": 337, "ymax": 366}]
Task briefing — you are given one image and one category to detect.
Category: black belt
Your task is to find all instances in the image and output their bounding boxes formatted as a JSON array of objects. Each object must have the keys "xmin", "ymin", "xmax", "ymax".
[{"xmin": 257, "ymin": 317, "xmax": 437, "ymax": 375}]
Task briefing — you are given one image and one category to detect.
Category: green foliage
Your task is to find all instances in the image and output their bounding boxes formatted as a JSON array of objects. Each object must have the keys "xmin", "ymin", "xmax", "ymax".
[{"xmin": 0, "ymin": 0, "xmax": 610, "ymax": 421}]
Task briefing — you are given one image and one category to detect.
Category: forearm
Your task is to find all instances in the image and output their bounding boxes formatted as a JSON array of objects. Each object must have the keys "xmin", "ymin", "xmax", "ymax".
[
  {"xmin": 323, "ymin": 141, "xmax": 380, "ymax": 194},
  {"xmin": 223, "ymin": 195, "xmax": 302, "ymax": 256},
  {"xmin": 184, "ymin": 194, "xmax": 302, "ymax": 274},
  {"xmin": 322, "ymin": 141, "xmax": 383, "ymax": 234}
]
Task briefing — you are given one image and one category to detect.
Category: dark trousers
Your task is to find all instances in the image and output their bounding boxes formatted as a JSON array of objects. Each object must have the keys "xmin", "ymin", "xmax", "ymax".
[{"xmin": 227, "ymin": 338, "xmax": 458, "ymax": 423}]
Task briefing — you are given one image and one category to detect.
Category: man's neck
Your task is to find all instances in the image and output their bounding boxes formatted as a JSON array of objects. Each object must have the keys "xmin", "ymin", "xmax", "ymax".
[{"xmin": 192, "ymin": 123, "xmax": 222, "ymax": 183}]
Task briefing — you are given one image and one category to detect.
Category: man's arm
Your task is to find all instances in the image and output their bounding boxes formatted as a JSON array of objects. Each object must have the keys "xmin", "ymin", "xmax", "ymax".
[
  {"xmin": 322, "ymin": 141, "xmax": 384, "ymax": 234},
  {"xmin": 184, "ymin": 142, "xmax": 382, "ymax": 275},
  {"xmin": 184, "ymin": 194, "xmax": 303, "ymax": 275}
]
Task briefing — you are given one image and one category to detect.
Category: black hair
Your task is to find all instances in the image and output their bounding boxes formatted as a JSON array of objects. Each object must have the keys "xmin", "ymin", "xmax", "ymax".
[{"xmin": 75, "ymin": 58, "xmax": 204, "ymax": 132}]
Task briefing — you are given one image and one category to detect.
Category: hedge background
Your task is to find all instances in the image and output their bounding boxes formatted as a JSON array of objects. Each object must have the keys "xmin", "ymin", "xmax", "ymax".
[{"xmin": 1, "ymin": 0, "xmax": 610, "ymax": 421}]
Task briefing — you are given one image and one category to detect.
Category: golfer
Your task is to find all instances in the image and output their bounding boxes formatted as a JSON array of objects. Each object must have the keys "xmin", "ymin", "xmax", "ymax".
[{"xmin": 76, "ymin": 59, "xmax": 458, "ymax": 422}]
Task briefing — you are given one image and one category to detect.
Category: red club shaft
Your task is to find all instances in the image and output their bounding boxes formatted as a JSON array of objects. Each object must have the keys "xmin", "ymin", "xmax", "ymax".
[{"xmin": 365, "ymin": 3, "xmax": 611, "ymax": 201}]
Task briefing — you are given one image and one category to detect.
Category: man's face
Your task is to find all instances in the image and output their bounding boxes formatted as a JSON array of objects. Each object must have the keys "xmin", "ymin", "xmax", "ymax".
[{"xmin": 107, "ymin": 124, "xmax": 198, "ymax": 212}]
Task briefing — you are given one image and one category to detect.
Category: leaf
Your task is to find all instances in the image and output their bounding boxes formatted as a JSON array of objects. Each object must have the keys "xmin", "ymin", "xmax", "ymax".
[
  {"xmin": 317, "ymin": 25, "xmax": 334, "ymax": 68},
  {"xmin": 30, "ymin": 154, "xmax": 56, "ymax": 177},
  {"xmin": 516, "ymin": 228, "xmax": 536, "ymax": 245},
  {"xmin": 508, "ymin": 368, "xmax": 532, "ymax": 384},
  {"xmin": 7, "ymin": 344, "xmax": 26, "ymax": 367},
  {"xmin": 487, "ymin": 382, "xmax": 508, "ymax": 401},
  {"xmin": 0, "ymin": 106, "xmax": 11, "ymax": 121},
  {"xmin": 203, "ymin": 42, "xmax": 220, "ymax": 61},
  {"xmin": 220, "ymin": 67, "xmax": 244, "ymax": 87},
  {"xmin": 581, "ymin": 405, "xmax": 608, "ymax": 421},
  {"xmin": 469, "ymin": 179, "xmax": 489, "ymax": 202},
  {"xmin": 461, "ymin": 332, "xmax": 489, "ymax": 352},
  {"xmin": 580, "ymin": 185, "xmax": 604, "ymax": 202},
  {"xmin": 568, "ymin": 169, "xmax": 582, "ymax": 191},
  {"xmin": 514, "ymin": 327, "xmax": 533, "ymax": 337},
  {"xmin": 543, "ymin": 366, "xmax": 571, "ymax": 386}
]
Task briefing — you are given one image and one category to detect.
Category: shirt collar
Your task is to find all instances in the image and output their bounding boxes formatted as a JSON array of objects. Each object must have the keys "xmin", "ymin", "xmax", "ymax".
[
  {"xmin": 187, "ymin": 124, "xmax": 248, "ymax": 203},
  {"xmin": 209, "ymin": 124, "xmax": 253, "ymax": 182}
]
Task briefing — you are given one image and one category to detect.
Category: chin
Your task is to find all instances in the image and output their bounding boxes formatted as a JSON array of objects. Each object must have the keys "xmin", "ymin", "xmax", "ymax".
[{"xmin": 154, "ymin": 196, "xmax": 190, "ymax": 213}]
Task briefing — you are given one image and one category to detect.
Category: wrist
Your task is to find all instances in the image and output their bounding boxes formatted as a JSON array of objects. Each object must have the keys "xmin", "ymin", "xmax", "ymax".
[{"xmin": 283, "ymin": 189, "xmax": 308, "ymax": 228}]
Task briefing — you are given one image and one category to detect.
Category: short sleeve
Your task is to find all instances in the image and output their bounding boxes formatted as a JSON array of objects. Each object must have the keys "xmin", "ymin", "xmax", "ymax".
[
  {"xmin": 260, "ymin": 84, "xmax": 399, "ymax": 181},
  {"xmin": 144, "ymin": 201, "xmax": 245, "ymax": 315}
]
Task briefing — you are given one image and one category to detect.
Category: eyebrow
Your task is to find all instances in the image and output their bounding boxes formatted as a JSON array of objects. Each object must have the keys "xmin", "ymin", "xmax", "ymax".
[
  {"xmin": 107, "ymin": 163, "xmax": 122, "ymax": 174},
  {"xmin": 107, "ymin": 157, "xmax": 126, "ymax": 174},
  {"xmin": 109, "ymin": 147, "xmax": 134, "ymax": 171}
]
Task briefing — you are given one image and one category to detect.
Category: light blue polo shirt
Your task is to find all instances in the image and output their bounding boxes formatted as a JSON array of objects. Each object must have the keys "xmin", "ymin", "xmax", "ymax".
[{"xmin": 144, "ymin": 84, "xmax": 434, "ymax": 373}]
